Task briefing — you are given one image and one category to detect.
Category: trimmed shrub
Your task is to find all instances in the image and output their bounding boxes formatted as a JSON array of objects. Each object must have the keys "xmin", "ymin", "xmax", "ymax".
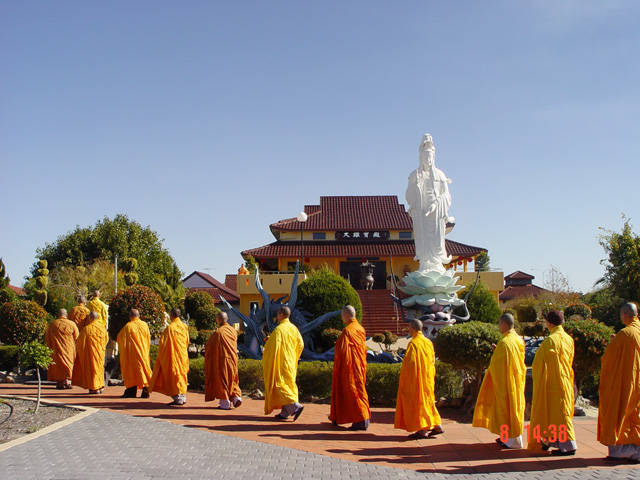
[
  {"xmin": 455, "ymin": 281, "xmax": 502, "ymax": 324},
  {"xmin": 366, "ymin": 362, "xmax": 401, "ymax": 404},
  {"xmin": 188, "ymin": 356, "xmax": 205, "ymax": 390},
  {"xmin": 296, "ymin": 266, "xmax": 362, "ymax": 332},
  {"xmin": 0, "ymin": 345, "xmax": 20, "ymax": 371},
  {"xmin": 0, "ymin": 300, "xmax": 50, "ymax": 346},
  {"xmin": 238, "ymin": 359, "xmax": 264, "ymax": 392},
  {"xmin": 564, "ymin": 303, "xmax": 592, "ymax": 319},
  {"xmin": 150, "ymin": 344, "xmax": 159, "ymax": 370},
  {"xmin": 188, "ymin": 325, "xmax": 198, "ymax": 344},
  {"xmin": 435, "ymin": 360, "xmax": 464, "ymax": 399},
  {"xmin": 434, "ymin": 321, "xmax": 501, "ymax": 408},
  {"xmin": 184, "ymin": 291, "xmax": 220, "ymax": 331},
  {"xmin": 515, "ymin": 303, "xmax": 537, "ymax": 323},
  {"xmin": 320, "ymin": 328, "xmax": 341, "ymax": 349},
  {"xmin": 108, "ymin": 285, "xmax": 166, "ymax": 340},
  {"xmin": 296, "ymin": 361, "xmax": 333, "ymax": 399},
  {"xmin": 564, "ymin": 317, "xmax": 614, "ymax": 394},
  {"xmin": 195, "ymin": 329, "xmax": 214, "ymax": 348}
]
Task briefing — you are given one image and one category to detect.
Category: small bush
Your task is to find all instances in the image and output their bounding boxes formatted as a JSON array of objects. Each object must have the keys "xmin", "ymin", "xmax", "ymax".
[
  {"xmin": 184, "ymin": 291, "xmax": 220, "ymax": 331},
  {"xmin": 238, "ymin": 359, "xmax": 264, "ymax": 392},
  {"xmin": 150, "ymin": 344, "xmax": 159, "ymax": 370},
  {"xmin": 0, "ymin": 300, "xmax": 50, "ymax": 346},
  {"xmin": 0, "ymin": 345, "xmax": 20, "ymax": 371},
  {"xmin": 296, "ymin": 361, "xmax": 333, "ymax": 399},
  {"xmin": 188, "ymin": 325, "xmax": 198, "ymax": 344},
  {"xmin": 366, "ymin": 362, "xmax": 402, "ymax": 403},
  {"xmin": 320, "ymin": 328, "xmax": 341, "ymax": 349},
  {"xmin": 515, "ymin": 303, "xmax": 538, "ymax": 324},
  {"xmin": 435, "ymin": 359, "xmax": 463, "ymax": 399},
  {"xmin": 188, "ymin": 356, "xmax": 205, "ymax": 390},
  {"xmin": 195, "ymin": 329, "xmax": 214, "ymax": 348},
  {"xmin": 108, "ymin": 285, "xmax": 166, "ymax": 340},
  {"xmin": 564, "ymin": 303, "xmax": 592, "ymax": 319},
  {"xmin": 564, "ymin": 317, "xmax": 614, "ymax": 394},
  {"xmin": 454, "ymin": 281, "xmax": 502, "ymax": 324}
]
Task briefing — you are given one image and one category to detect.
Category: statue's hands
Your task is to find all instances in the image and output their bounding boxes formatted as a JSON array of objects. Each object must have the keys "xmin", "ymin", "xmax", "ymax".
[{"xmin": 425, "ymin": 204, "xmax": 436, "ymax": 217}]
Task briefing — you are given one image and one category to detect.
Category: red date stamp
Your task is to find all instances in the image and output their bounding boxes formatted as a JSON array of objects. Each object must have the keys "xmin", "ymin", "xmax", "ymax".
[{"xmin": 500, "ymin": 424, "xmax": 567, "ymax": 443}]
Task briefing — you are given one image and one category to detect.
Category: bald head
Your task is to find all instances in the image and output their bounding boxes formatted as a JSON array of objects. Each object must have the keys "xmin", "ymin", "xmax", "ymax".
[
  {"xmin": 408, "ymin": 319, "xmax": 423, "ymax": 334},
  {"xmin": 341, "ymin": 305, "xmax": 356, "ymax": 321},
  {"xmin": 499, "ymin": 313, "xmax": 515, "ymax": 333},
  {"xmin": 88, "ymin": 311, "xmax": 100, "ymax": 323},
  {"xmin": 129, "ymin": 309, "xmax": 140, "ymax": 319},
  {"xmin": 170, "ymin": 307, "xmax": 181, "ymax": 319},
  {"xmin": 78, "ymin": 296, "xmax": 87, "ymax": 305},
  {"xmin": 58, "ymin": 308, "xmax": 68, "ymax": 318},
  {"xmin": 93, "ymin": 290, "xmax": 101, "ymax": 298},
  {"xmin": 217, "ymin": 311, "xmax": 228, "ymax": 326},
  {"xmin": 621, "ymin": 302, "xmax": 638, "ymax": 325},
  {"xmin": 278, "ymin": 306, "xmax": 291, "ymax": 318}
]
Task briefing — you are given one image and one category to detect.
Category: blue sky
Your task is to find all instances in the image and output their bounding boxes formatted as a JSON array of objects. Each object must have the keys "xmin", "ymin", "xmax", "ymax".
[{"xmin": 1, "ymin": 1, "xmax": 639, "ymax": 294}]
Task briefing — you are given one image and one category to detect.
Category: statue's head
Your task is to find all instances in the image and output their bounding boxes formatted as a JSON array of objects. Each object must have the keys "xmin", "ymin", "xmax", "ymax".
[{"xmin": 419, "ymin": 133, "xmax": 435, "ymax": 167}]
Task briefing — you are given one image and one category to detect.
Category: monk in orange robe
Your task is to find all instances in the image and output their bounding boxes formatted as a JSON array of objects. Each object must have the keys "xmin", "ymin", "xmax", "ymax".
[
  {"xmin": 599, "ymin": 302, "xmax": 640, "ymax": 463},
  {"xmin": 149, "ymin": 307, "xmax": 190, "ymax": 406},
  {"xmin": 68, "ymin": 296, "xmax": 90, "ymax": 331},
  {"xmin": 116, "ymin": 309, "xmax": 152, "ymax": 398},
  {"xmin": 45, "ymin": 309, "xmax": 80, "ymax": 389},
  {"xmin": 72, "ymin": 311, "xmax": 108, "ymax": 394},
  {"xmin": 329, "ymin": 305, "xmax": 371, "ymax": 430},
  {"xmin": 205, "ymin": 311, "xmax": 242, "ymax": 409},
  {"xmin": 395, "ymin": 319, "xmax": 444, "ymax": 439}
]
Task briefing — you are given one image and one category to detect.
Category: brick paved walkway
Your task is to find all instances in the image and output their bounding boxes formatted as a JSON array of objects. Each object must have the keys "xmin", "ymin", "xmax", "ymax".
[{"xmin": 1, "ymin": 383, "xmax": 638, "ymax": 479}]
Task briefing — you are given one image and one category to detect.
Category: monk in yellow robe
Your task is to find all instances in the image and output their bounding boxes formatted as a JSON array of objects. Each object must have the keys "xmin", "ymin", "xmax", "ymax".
[
  {"xmin": 116, "ymin": 309, "xmax": 152, "ymax": 398},
  {"xmin": 205, "ymin": 311, "xmax": 242, "ymax": 409},
  {"xmin": 395, "ymin": 319, "xmax": 444, "ymax": 439},
  {"xmin": 473, "ymin": 313, "xmax": 526, "ymax": 449},
  {"xmin": 45, "ymin": 309, "xmax": 80, "ymax": 389},
  {"xmin": 68, "ymin": 296, "xmax": 90, "ymax": 331},
  {"xmin": 329, "ymin": 305, "xmax": 371, "ymax": 430},
  {"xmin": 149, "ymin": 307, "xmax": 190, "ymax": 406},
  {"xmin": 599, "ymin": 302, "xmax": 640, "ymax": 464},
  {"xmin": 72, "ymin": 311, "xmax": 108, "ymax": 394},
  {"xmin": 87, "ymin": 290, "xmax": 109, "ymax": 328},
  {"xmin": 528, "ymin": 310, "xmax": 577, "ymax": 455},
  {"xmin": 263, "ymin": 306, "xmax": 304, "ymax": 420}
]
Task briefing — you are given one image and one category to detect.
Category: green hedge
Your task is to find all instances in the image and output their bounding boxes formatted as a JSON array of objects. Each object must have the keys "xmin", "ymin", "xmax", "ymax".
[
  {"xmin": 187, "ymin": 358, "xmax": 461, "ymax": 405},
  {"xmin": 0, "ymin": 345, "xmax": 20, "ymax": 372}
]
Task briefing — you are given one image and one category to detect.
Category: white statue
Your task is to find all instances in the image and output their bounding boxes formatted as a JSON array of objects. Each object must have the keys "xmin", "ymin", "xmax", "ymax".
[{"xmin": 406, "ymin": 134, "xmax": 454, "ymax": 273}]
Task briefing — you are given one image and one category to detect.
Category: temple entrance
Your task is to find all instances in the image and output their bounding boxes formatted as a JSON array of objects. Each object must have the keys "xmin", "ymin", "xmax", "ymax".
[{"xmin": 340, "ymin": 260, "xmax": 387, "ymax": 290}]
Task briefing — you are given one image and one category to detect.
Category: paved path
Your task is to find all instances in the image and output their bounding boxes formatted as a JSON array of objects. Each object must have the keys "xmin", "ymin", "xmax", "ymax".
[{"xmin": 1, "ymin": 384, "xmax": 638, "ymax": 479}]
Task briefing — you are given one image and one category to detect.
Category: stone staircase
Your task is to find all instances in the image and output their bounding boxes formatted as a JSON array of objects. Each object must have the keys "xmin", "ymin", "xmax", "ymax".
[{"xmin": 358, "ymin": 289, "xmax": 407, "ymax": 335}]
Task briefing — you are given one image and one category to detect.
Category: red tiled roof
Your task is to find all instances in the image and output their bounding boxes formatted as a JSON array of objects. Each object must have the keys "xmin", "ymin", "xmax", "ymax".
[
  {"xmin": 271, "ymin": 196, "xmax": 413, "ymax": 233},
  {"xmin": 242, "ymin": 239, "xmax": 485, "ymax": 260},
  {"xmin": 505, "ymin": 271, "xmax": 535, "ymax": 280},
  {"xmin": 225, "ymin": 274, "xmax": 237, "ymax": 292},
  {"xmin": 183, "ymin": 271, "xmax": 239, "ymax": 303},
  {"xmin": 499, "ymin": 284, "xmax": 548, "ymax": 300},
  {"xmin": 9, "ymin": 285, "xmax": 25, "ymax": 295}
]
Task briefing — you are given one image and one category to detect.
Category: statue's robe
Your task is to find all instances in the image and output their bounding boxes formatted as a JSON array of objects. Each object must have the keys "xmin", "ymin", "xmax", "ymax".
[
  {"xmin": 204, "ymin": 323, "xmax": 241, "ymax": 401},
  {"xmin": 598, "ymin": 317, "xmax": 640, "ymax": 447},
  {"xmin": 68, "ymin": 305, "xmax": 90, "ymax": 331},
  {"xmin": 149, "ymin": 318, "xmax": 189, "ymax": 397},
  {"xmin": 262, "ymin": 318, "xmax": 304, "ymax": 415},
  {"xmin": 87, "ymin": 297, "xmax": 109, "ymax": 327},
  {"xmin": 45, "ymin": 317, "xmax": 80, "ymax": 381},
  {"xmin": 117, "ymin": 318, "xmax": 152, "ymax": 389},
  {"xmin": 395, "ymin": 331, "xmax": 442, "ymax": 432},
  {"xmin": 473, "ymin": 329, "xmax": 526, "ymax": 441},
  {"xmin": 528, "ymin": 325, "xmax": 576, "ymax": 451},
  {"xmin": 329, "ymin": 318, "xmax": 370, "ymax": 425},
  {"xmin": 72, "ymin": 319, "xmax": 108, "ymax": 390}
]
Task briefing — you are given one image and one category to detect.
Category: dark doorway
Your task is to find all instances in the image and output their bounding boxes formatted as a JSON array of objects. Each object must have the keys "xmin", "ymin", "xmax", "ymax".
[{"xmin": 340, "ymin": 261, "xmax": 387, "ymax": 290}]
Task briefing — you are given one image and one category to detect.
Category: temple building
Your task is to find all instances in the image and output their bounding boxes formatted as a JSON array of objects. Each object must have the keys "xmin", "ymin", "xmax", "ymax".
[
  {"xmin": 239, "ymin": 195, "xmax": 504, "ymax": 334},
  {"xmin": 498, "ymin": 270, "xmax": 548, "ymax": 310}
]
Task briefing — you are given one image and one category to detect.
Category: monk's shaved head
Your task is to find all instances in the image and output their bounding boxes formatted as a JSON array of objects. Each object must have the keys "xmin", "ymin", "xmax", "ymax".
[
  {"xmin": 278, "ymin": 306, "xmax": 291, "ymax": 318},
  {"xmin": 78, "ymin": 296, "xmax": 87, "ymax": 304},
  {"xmin": 170, "ymin": 307, "xmax": 181, "ymax": 319},
  {"xmin": 342, "ymin": 305, "xmax": 356, "ymax": 318},
  {"xmin": 409, "ymin": 319, "xmax": 423, "ymax": 331},
  {"xmin": 621, "ymin": 302, "xmax": 638, "ymax": 318},
  {"xmin": 58, "ymin": 308, "xmax": 68, "ymax": 318},
  {"xmin": 499, "ymin": 313, "xmax": 515, "ymax": 329},
  {"xmin": 89, "ymin": 311, "xmax": 100, "ymax": 320},
  {"xmin": 217, "ymin": 311, "xmax": 228, "ymax": 324},
  {"xmin": 129, "ymin": 309, "xmax": 140, "ymax": 319}
]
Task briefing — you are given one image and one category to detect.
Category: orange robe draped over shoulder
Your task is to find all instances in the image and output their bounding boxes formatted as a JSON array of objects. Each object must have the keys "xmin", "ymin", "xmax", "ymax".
[
  {"xmin": 329, "ymin": 319, "xmax": 371, "ymax": 425},
  {"xmin": 72, "ymin": 319, "xmax": 108, "ymax": 390},
  {"xmin": 117, "ymin": 318, "xmax": 152, "ymax": 389},
  {"xmin": 528, "ymin": 325, "xmax": 576, "ymax": 451},
  {"xmin": 598, "ymin": 317, "xmax": 640, "ymax": 446},
  {"xmin": 149, "ymin": 318, "xmax": 190, "ymax": 397},
  {"xmin": 45, "ymin": 317, "xmax": 80, "ymax": 381},
  {"xmin": 68, "ymin": 305, "xmax": 90, "ymax": 331},
  {"xmin": 395, "ymin": 330, "xmax": 441, "ymax": 432},
  {"xmin": 204, "ymin": 323, "xmax": 241, "ymax": 401}
]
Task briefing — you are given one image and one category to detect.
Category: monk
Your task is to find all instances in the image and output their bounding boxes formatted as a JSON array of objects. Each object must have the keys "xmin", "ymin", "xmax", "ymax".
[
  {"xmin": 68, "ymin": 296, "xmax": 90, "ymax": 331},
  {"xmin": 149, "ymin": 307, "xmax": 190, "ymax": 406},
  {"xmin": 599, "ymin": 302, "xmax": 640, "ymax": 464},
  {"xmin": 116, "ymin": 309, "xmax": 152, "ymax": 398},
  {"xmin": 45, "ymin": 309, "xmax": 80, "ymax": 389},
  {"xmin": 395, "ymin": 319, "xmax": 444, "ymax": 439},
  {"xmin": 204, "ymin": 311, "xmax": 242, "ymax": 409},
  {"xmin": 87, "ymin": 290, "xmax": 109, "ymax": 328},
  {"xmin": 473, "ymin": 313, "xmax": 526, "ymax": 449},
  {"xmin": 263, "ymin": 306, "xmax": 304, "ymax": 420},
  {"xmin": 528, "ymin": 310, "xmax": 577, "ymax": 455},
  {"xmin": 329, "ymin": 305, "xmax": 371, "ymax": 431},
  {"xmin": 72, "ymin": 311, "xmax": 108, "ymax": 394}
]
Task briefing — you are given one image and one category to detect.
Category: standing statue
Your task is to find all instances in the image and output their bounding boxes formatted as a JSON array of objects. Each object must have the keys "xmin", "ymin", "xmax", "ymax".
[{"xmin": 406, "ymin": 134, "xmax": 453, "ymax": 273}]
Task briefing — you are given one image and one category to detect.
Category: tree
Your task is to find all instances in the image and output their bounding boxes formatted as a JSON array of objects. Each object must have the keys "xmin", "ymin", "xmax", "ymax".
[
  {"xmin": 0, "ymin": 300, "xmax": 50, "ymax": 346},
  {"xmin": 20, "ymin": 341, "xmax": 54, "ymax": 414},
  {"xmin": 598, "ymin": 216, "xmax": 640, "ymax": 303},
  {"xmin": 582, "ymin": 287, "xmax": 626, "ymax": 331},
  {"xmin": 474, "ymin": 251, "xmax": 490, "ymax": 272},
  {"xmin": 33, "ymin": 260, "xmax": 49, "ymax": 307},
  {"xmin": 184, "ymin": 291, "xmax": 220, "ymax": 331},
  {"xmin": 455, "ymin": 281, "xmax": 502, "ymax": 324},
  {"xmin": 34, "ymin": 214, "xmax": 181, "ymax": 289},
  {"xmin": 0, "ymin": 258, "xmax": 17, "ymax": 305},
  {"xmin": 108, "ymin": 285, "xmax": 167, "ymax": 340}
]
